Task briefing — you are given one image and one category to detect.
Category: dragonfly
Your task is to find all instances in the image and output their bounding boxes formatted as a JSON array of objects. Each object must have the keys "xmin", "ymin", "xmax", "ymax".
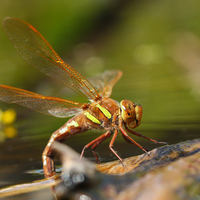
[{"xmin": 0, "ymin": 17, "xmax": 166, "ymax": 178}]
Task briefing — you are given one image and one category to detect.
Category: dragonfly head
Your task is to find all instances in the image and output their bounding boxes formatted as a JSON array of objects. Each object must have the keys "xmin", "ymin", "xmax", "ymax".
[{"xmin": 120, "ymin": 100, "xmax": 142, "ymax": 129}]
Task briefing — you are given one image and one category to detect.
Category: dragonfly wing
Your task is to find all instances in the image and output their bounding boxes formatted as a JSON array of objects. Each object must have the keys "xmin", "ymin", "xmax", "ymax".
[
  {"xmin": 0, "ymin": 85, "xmax": 83, "ymax": 118},
  {"xmin": 88, "ymin": 70, "xmax": 122, "ymax": 98},
  {"xmin": 3, "ymin": 17, "xmax": 99, "ymax": 100}
]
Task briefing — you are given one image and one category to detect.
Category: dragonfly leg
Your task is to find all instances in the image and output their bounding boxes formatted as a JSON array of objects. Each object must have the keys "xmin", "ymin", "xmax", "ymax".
[
  {"xmin": 119, "ymin": 124, "xmax": 149, "ymax": 154},
  {"xmin": 80, "ymin": 131, "xmax": 112, "ymax": 163},
  {"xmin": 91, "ymin": 131, "xmax": 112, "ymax": 163},
  {"xmin": 124, "ymin": 124, "xmax": 167, "ymax": 145},
  {"xmin": 109, "ymin": 129, "xmax": 123, "ymax": 163}
]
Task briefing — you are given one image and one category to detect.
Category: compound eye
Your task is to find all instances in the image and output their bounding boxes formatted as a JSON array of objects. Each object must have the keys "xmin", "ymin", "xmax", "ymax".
[
  {"xmin": 120, "ymin": 100, "xmax": 143, "ymax": 129},
  {"xmin": 120, "ymin": 100, "xmax": 135, "ymax": 124}
]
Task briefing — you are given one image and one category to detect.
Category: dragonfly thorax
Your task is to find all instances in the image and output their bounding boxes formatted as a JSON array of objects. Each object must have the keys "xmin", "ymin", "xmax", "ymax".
[{"xmin": 120, "ymin": 100, "xmax": 142, "ymax": 129}]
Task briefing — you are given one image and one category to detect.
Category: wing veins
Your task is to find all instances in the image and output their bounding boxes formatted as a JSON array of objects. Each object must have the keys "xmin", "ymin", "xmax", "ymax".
[
  {"xmin": 3, "ymin": 17, "xmax": 100, "ymax": 101},
  {"xmin": 0, "ymin": 85, "xmax": 83, "ymax": 118}
]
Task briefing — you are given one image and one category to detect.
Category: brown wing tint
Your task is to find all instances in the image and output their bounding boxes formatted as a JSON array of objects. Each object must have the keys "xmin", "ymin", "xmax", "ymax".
[
  {"xmin": 0, "ymin": 85, "xmax": 83, "ymax": 118},
  {"xmin": 3, "ymin": 17, "xmax": 99, "ymax": 100},
  {"xmin": 88, "ymin": 70, "xmax": 122, "ymax": 98}
]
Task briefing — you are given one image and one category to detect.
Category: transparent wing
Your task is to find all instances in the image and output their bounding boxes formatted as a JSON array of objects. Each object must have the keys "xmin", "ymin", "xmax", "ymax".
[
  {"xmin": 0, "ymin": 85, "xmax": 83, "ymax": 118},
  {"xmin": 88, "ymin": 70, "xmax": 122, "ymax": 98},
  {"xmin": 3, "ymin": 17, "xmax": 99, "ymax": 100}
]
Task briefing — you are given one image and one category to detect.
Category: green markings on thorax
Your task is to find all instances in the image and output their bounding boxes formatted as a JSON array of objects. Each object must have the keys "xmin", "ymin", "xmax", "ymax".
[
  {"xmin": 84, "ymin": 104, "xmax": 112, "ymax": 124},
  {"xmin": 84, "ymin": 112, "xmax": 101, "ymax": 124},
  {"xmin": 96, "ymin": 104, "xmax": 111, "ymax": 119}
]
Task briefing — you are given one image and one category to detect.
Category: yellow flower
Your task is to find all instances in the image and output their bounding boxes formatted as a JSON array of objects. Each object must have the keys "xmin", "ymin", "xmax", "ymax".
[
  {"xmin": 0, "ymin": 109, "xmax": 3, "ymax": 122},
  {"xmin": 0, "ymin": 109, "xmax": 18, "ymax": 141},
  {"xmin": 4, "ymin": 126, "xmax": 18, "ymax": 138},
  {"xmin": 2, "ymin": 109, "xmax": 16, "ymax": 124}
]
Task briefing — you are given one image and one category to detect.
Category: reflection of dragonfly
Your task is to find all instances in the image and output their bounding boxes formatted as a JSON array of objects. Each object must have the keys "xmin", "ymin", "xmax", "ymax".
[{"xmin": 0, "ymin": 18, "xmax": 165, "ymax": 178}]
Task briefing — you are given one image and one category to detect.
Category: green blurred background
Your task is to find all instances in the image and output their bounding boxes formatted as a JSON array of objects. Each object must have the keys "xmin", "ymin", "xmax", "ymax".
[{"xmin": 0, "ymin": 0, "xmax": 200, "ymax": 198}]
